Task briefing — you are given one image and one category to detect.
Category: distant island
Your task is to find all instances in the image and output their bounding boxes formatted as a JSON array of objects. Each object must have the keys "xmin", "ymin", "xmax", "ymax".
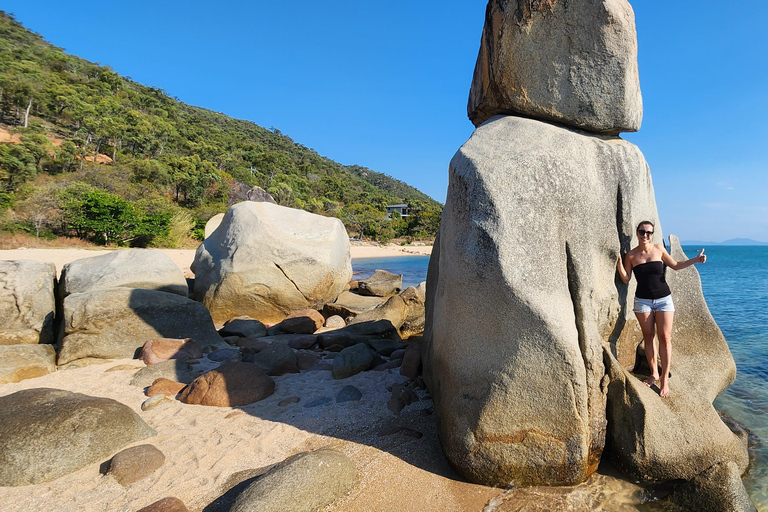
[{"xmin": 680, "ymin": 238, "xmax": 768, "ymax": 246}]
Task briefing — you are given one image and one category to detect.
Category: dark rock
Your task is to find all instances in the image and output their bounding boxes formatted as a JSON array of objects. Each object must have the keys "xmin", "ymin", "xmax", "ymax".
[
  {"xmin": 296, "ymin": 350, "xmax": 320, "ymax": 370},
  {"xmin": 336, "ymin": 385, "xmax": 363, "ymax": 403},
  {"xmin": 107, "ymin": 444, "xmax": 165, "ymax": 486},
  {"xmin": 665, "ymin": 461, "xmax": 756, "ymax": 512},
  {"xmin": 279, "ymin": 309, "xmax": 324, "ymax": 334},
  {"xmin": 219, "ymin": 317, "xmax": 267, "ymax": 338},
  {"xmin": 0, "ymin": 388, "xmax": 155, "ymax": 486},
  {"xmin": 332, "ymin": 343, "xmax": 375, "ymax": 379},
  {"xmin": 252, "ymin": 342, "xmax": 299, "ymax": 375},
  {"xmin": 400, "ymin": 342, "xmax": 422, "ymax": 379},
  {"xmin": 178, "ymin": 362, "xmax": 275, "ymax": 407},
  {"xmin": 387, "ymin": 383, "xmax": 418, "ymax": 415},
  {"xmin": 207, "ymin": 348, "xmax": 240, "ymax": 362},
  {"xmin": 278, "ymin": 397, "xmax": 300, "ymax": 407}
]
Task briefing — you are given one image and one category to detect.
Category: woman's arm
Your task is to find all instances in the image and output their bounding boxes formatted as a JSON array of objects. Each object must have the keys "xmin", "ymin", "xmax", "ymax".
[
  {"xmin": 661, "ymin": 245, "xmax": 706, "ymax": 270},
  {"xmin": 617, "ymin": 252, "xmax": 632, "ymax": 284}
]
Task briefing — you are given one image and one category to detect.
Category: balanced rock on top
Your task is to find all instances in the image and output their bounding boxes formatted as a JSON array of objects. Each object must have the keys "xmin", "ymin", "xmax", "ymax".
[
  {"xmin": 467, "ymin": 0, "xmax": 642, "ymax": 133},
  {"xmin": 192, "ymin": 201, "xmax": 352, "ymax": 324}
]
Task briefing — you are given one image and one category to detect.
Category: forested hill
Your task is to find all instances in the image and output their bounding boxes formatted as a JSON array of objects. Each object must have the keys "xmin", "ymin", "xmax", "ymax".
[{"xmin": 0, "ymin": 11, "xmax": 442, "ymax": 247}]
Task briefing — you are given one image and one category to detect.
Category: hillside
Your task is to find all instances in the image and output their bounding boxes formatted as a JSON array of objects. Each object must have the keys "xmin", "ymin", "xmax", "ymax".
[{"xmin": 0, "ymin": 11, "xmax": 441, "ymax": 247}]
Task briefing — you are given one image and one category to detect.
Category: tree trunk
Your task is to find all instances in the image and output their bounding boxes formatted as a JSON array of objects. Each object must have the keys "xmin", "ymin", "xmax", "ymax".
[{"xmin": 23, "ymin": 98, "xmax": 32, "ymax": 128}]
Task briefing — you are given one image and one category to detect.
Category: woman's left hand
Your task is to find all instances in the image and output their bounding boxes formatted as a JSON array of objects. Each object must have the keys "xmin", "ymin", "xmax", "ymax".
[{"xmin": 697, "ymin": 248, "xmax": 706, "ymax": 264}]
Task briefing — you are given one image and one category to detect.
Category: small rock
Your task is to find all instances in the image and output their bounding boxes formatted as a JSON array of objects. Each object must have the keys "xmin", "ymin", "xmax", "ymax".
[
  {"xmin": 141, "ymin": 395, "xmax": 171, "ymax": 411},
  {"xmin": 279, "ymin": 309, "xmax": 325, "ymax": 334},
  {"xmin": 387, "ymin": 383, "xmax": 418, "ymax": 415},
  {"xmin": 372, "ymin": 360, "xmax": 401, "ymax": 371},
  {"xmin": 222, "ymin": 335, "xmax": 241, "ymax": 345},
  {"xmin": 389, "ymin": 348, "xmax": 406, "ymax": 360},
  {"xmin": 332, "ymin": 343, "xmax": 375, "ymax": 380},
  {"xmin": 336, "ymin": 385, "xmax": 363, "ymax": 403},
  {"xmin": 400, "ymin": 342, "xmax": 422, "ymax": 379},
  {"xmin": 324, "ymin": 315, "xmax": 346, "ymax": 329},
  {"xmin": 140, "ymin": 338, "xmax": 203, "ymax": 365},
  {"xmin": 278, "ymin": 397, "xmax": 301, "ymax": 407},
  {"xmin": 131, "ymin": 359, "xmax": 198, "ymax": 388},
  {"xmin": 136, "ymin": 497, "xmax": 189, "ymax": 512},
  {"xmin": 179, "ymin": 362, "xmax": 275, "ymax": 407},
  {"xmin": 252, "ymin": 343, "xmax": 299, "ymax": 376},
  {"xmin": 296, "ymin": 351, "xmax": 320, "ymax": 370},
  {"xmin": 219, "ymin": 317, "xmax": 267, "ymax": 338},
  {"xmin": 357, "ymin": 269, "xmax": 402, "ymax": 297},
  {"xmin": 266, "ymin": 324, "xmax": 284, "ymax": 336},
  {"xmin": 146, "ymin": 378, "xmax": 186, "ymax": 397},
  {"xmin": 286, "ymin": 335, "xmax": 318, "ymax": 350},
  {"xmin": 107, "ymin": 444, "xmax": 165, "ymax": 486}
]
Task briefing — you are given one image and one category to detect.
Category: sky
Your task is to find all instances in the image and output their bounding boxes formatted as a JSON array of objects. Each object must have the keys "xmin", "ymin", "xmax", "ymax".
[{"xmin": 3, "ymin": 1, "xmax": 767, "ymax": 242}]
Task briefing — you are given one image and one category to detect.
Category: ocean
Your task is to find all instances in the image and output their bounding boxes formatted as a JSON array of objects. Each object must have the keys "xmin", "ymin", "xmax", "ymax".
[{"xmin": 353, "ymin": 246, "xmax": 768, "ymax": 507}]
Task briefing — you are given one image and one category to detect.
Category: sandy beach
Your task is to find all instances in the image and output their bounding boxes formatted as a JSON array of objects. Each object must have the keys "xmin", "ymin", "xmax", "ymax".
[{"xmin": 0, "ymin": 242, "xmax": 432, "ymax": 278}]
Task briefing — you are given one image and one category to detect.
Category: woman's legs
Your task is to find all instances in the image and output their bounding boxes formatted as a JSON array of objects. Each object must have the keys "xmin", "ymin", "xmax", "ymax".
[
  {"xmin": 635, "ymin": 311, "xmax": 658, "ymax": 386},
  {"xmin": 655, "ymin": 311, "xmax": 674, "ymax": 398}
]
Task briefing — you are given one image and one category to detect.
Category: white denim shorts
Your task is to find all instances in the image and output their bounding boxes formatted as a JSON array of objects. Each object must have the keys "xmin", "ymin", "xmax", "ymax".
[{"xmin": 633, "ymin": 295, "xmax": 675, "ymax": 313}]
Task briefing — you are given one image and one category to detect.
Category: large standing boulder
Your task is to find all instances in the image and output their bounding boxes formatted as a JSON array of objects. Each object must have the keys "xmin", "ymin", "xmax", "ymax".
[
  {"xmin": 58, "ymin": 287, "xmax": 224, "ymax": 366},
  {"xmin": 0, "ymin": 344, "xmax": 56, "ymax": 384},
  {"xmin": 604, "ymin": 237, "xmax": 749, "ymax": 483},
  {"xmin": 0, "ymin": 388, "xmax": 155, "ymax": 486},
  {"xmin": 423, "ymin": 115, "xmax": 657, "ymax": 487},
  {"xmin": 467, "ymin": 0, "xmax": 642, "ymax": 134},
  {"xmin": 58, "ymin": 249, "xmax": 189, "ymax": 300},
  {"xmin": 192, "ymin": 202, "xmax": 352, "ymax": 324},
  {"xmin": 0, "ymin": 260, "xmax": 55, "ymax": 345}
]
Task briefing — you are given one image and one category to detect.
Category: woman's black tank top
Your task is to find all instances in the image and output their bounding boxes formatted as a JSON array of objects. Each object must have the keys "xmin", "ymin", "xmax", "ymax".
[{"xmin": 632, "ymin": 261, "xmax": 671, "ymax": 299}]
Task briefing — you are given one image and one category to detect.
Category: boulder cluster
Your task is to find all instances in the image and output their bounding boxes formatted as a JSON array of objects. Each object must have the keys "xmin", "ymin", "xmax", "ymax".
[
  {"xmin": 425, "ymin": 0, "xmax": 754, "ymax": 510},
  {"xmin": 0, "ymin": 201, "xmax": 427, "ymax": 509}
]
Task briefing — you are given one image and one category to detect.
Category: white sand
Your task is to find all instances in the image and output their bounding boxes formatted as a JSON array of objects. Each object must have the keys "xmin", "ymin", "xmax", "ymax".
[{"xmin": 0, "ymin": 358, "xmax": 500, "ymax": 511}]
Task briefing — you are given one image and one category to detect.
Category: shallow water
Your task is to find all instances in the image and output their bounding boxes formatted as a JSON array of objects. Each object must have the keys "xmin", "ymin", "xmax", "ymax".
[{"xmin": 354, "ymin": 247, "xmax": 768, "ymax": 508}]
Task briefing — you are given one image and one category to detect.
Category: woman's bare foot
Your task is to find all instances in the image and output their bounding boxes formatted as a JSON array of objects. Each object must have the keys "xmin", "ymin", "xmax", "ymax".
[
  {"xmin": 643, "ymin": 375, "xmax": 658, "ymax": 387},
  {"xmin": 659, "ymin": 375, "xmax": 670, "ymax": 398}
]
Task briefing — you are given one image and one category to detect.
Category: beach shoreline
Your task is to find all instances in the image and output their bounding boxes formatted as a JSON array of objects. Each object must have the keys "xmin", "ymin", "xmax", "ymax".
[{"xmin": 0, "ymin": 242, "xmax": 432, "ymax": 278}]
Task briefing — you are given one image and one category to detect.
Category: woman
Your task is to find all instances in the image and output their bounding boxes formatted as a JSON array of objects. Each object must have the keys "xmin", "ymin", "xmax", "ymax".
[{"xmin": 617, "ymin": 221, "xmax": 706, "ymax": 398}]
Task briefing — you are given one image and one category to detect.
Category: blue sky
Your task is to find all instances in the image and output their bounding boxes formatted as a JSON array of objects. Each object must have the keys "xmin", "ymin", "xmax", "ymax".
[{"xmin": 4, "ymin": 1, "xmax": 767, "ymax": 242}]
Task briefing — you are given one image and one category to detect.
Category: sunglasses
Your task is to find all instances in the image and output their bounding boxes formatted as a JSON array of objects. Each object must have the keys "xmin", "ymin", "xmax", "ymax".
[{"xmin": 637, "ymin": 229, "xmax": 654, "ymax": 237}]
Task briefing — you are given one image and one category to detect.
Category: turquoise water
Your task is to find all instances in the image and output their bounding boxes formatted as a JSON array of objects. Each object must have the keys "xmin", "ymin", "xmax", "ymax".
[
  {"xmin": 355, "ymin": 247, "xmax": 768, "ymax": 506},
  {"xmin": 689, "ymin": 245, "xmax": 768, "ymax": 507}
]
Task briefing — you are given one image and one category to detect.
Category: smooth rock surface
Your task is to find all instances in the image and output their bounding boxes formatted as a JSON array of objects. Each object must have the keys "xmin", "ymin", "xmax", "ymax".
[
  {"xmin": 130, "ymin": 359, "xmax": 200, "ymax": 388},
  {"xmin": 0, "ymin": 260, "xmax": 56, "ymax": 345},
  {"xmin": 357, "ymin": 269, "xmax": 402, "ymax": 297},
  {"xmin": 140, "ymin": 338, "xmax": 202, "ymax": 365},
  {"xmin": 0, "ymin": 344, "xmax": 56, "ymax": 384},
  {"xmin": 58, "ymin": 287, "xmax": 224, "ymax": 365},
  {"xmin": 468, "ymin": 0, "xmax": 642, "ymax": 134},
  {"xmin": 332, "ymin": 343, "xmax": 375, "ymax": 380},
  {"xmin": 136, "ymin": 497, "xmax": 189, "ymax": 512},
  {"xmin": 230, "ymin": 449, "xmax": 358, "ymax": 512},
  {"xmin": 178, "ymin": 362, "xmax": 275, "ymax": 407},
  {"xmin": 59, "ymin": 248, "xmax": 188, "ymax": 300},
  {"xmin": 107, "ymin": 444, "xmax": 166, "ymax": 486},
  {"xmin": 347, "ymin": 295, "xmax": 407, "ymax": 330},
  {"xmin": 192, "ymin": 201, "xmax": 352, "ymax": 324},
  {"xmin": 219, "ymin": 317, "xmax": 267, "ymax": 338},
  {"xmin": 0, "ymin": 388, "xmax": 155, "ymax": 486},
  {"xmin": 423, "ymin": 115, "xmax": 657, "ymax": 486},
  {"xmin": 252, "ymin": 342, "xmax": 300, "ymax": 376}
]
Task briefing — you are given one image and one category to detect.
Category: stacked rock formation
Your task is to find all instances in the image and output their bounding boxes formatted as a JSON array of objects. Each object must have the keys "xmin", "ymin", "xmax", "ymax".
[{"xmin": 424, "ymin": 0, "xmax": 753, "ymax": 508}]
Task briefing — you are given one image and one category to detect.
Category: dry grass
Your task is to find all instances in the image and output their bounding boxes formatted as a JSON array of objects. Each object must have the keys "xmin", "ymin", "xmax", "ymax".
[{"xmin": 0, "ymin": 232, "xmax": 101, "ymax": 250}]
